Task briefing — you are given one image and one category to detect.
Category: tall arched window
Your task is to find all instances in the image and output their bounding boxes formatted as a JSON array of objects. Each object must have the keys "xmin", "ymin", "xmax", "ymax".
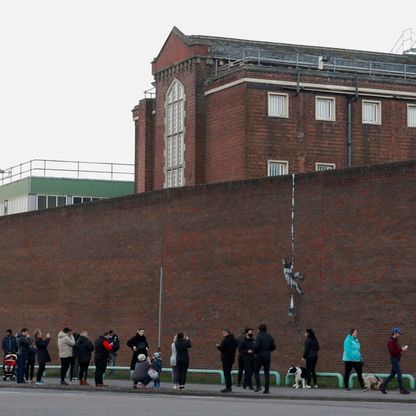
[{"xmin": 165, "ymin": 80, "xmax": 185, "ymax": 188}]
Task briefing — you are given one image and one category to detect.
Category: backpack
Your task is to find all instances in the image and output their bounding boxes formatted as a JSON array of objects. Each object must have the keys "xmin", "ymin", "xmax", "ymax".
[{"xmin": 111, "ymin": 335, "xmax": 120, "ymax": 352}]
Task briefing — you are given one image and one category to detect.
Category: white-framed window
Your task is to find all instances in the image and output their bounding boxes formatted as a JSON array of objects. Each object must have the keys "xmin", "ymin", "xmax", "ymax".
[
  {"xmin": 315, "ymin": 162, "xmax": 336, "ymax": 171},
  {"xmin": 267, "ymin": 160, "xmax": 289, "ymax": 176},
  {"xmin": 72, "ymin": 196, "xmax": 98, "ymax": 205},
  {"xmin": 165, "ymin": 80, "xmax": 185, "ymax": 188},
  {"xmin": 37, "ymin": 195, "xmax": 100, "ymax": 210},
  {"xmin": 407, "ymin": 104, "xmax": 416, "ymax": 128},
  {"xmin": 315, "ymin": 96, "xmax": 335, "ymax": 121},
  {"xmin": 268, "ymin": 93, "xmax": 289, "ymax": 118},
  {"xmin": 37, "ymin": 195, "xmax": 68, "ymax": 210},
  {"xmin": 362, "ymin": 100, "xmax": 381, "ymax": 125}
]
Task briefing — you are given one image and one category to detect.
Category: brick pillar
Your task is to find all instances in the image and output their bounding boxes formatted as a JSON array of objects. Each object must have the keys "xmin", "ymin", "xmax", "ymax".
[{"xmin": 132, "ymin": 98, "xmax": 155, "ymax": 193}]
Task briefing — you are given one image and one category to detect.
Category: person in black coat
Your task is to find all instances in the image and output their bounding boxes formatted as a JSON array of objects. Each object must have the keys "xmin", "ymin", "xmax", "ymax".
[
  {"xmin": 16, "ymin": 328, "xmax": 30, "ymax": 384},
  {"xmin": 239, "ymin": 328, "xmax": 255, "ymax": 390},
  {"xmin": 34, "ymin": 329, "xmax": 51, "ymax": 385},
  {"xmin": 25, "ymin": 336, "xmax": 37, "ymax": 383},
  {"xmin": 217, "ymin": 328, "xmax": 237, "ymax": 393},
  {"xmin": 94, "ymin": 332, "xmax": 113, "ymax": 387},
  {"xmin": 70, "ymin": 332, "xmax": 80, "ymax": 382},
  {"xmin": 302, "ymin": 328, "xmax": 320, "ymax": 388},
  {"xmin": 175, "ymin": 332, "xmax": 191, "ymax": 389},
  {"xmin": 235, "ymin": 327, "xmax": 248, "ymax": 387},
  {"xmin": 75, "ymin": 331, "xmax": 94, "ymax": 385},
  {"xmin": 126, "ymin": 328, "xmax": 148, "ymax": 371},
  {"xmin": 254, "ymin": 324, "xmax": 276, "ymax": 394},
  {"xmin": 2, "ymin": 329, "xmax": 17, "ymax": 356}
]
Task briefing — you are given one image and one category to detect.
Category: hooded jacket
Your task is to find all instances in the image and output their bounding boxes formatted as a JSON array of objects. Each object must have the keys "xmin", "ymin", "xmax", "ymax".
[
  {"xmin": 75, "ymin": 335, "xmax": 94, "ymax": 363},
  {"xmin": 342, "ymin": 334, "xmax": 362, "ymax": 362},
  {"xmin": 132, "ymin": 360, "xmax": 150, "ymax": 382},
  {"xmin": 57, "ymin": 331, "xmax": 75, "ymax": 358}
]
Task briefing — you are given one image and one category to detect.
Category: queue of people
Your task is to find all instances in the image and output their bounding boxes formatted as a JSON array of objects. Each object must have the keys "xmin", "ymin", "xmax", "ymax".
[
  {"xmin": 1, "ymin": 325, "xmax": 411, "ymax": 394},
  {"xmin": 2, "ymin": 327, "xmax": 122, "ymax": 387}
]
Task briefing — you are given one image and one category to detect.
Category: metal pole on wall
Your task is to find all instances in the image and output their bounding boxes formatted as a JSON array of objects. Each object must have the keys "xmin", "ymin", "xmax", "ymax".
[
  {"xmin": 291, "ymin": 174, "xmax": 296, "ymax": 266},
  {"xmin": 158, "ymin": 266, "xmax": 163, "ymax": 351}
]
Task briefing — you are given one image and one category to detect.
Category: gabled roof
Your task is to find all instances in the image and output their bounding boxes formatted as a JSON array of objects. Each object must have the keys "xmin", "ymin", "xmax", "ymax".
[{"xmin": 153, "ymin": 26, "xmax": 211, "ymax": 63}]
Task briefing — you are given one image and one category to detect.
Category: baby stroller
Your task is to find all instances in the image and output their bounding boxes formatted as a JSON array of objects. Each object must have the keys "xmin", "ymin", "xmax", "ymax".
[{"xmin": 3, "ymin": 353, "xmax": 17, "ymax": 381}]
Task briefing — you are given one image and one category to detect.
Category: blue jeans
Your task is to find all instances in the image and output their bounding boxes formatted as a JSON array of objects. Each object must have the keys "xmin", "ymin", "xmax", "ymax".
[
  {"xmin": 382, "ymin": 357, "xmax": 403, "ymax": 389},
  {"xmin": 17, "ymin": 353, "xmax": 28, "ymax": 383}
]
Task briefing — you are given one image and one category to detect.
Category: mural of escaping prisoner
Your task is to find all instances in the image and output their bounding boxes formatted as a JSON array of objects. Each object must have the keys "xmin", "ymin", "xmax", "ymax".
[{"xmin": 282, "ymin": 259, "xmax": 305, "ymax": 295}]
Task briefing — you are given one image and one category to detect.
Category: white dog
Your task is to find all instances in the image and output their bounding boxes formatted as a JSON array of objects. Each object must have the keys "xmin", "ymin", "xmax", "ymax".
[
  {"xmin": 363, "ymin": 374, "xmax": 382, "ymax": 390},
  {"xmin": 288, "ymin": 366, "xmax": 308, "ymax": 388}
]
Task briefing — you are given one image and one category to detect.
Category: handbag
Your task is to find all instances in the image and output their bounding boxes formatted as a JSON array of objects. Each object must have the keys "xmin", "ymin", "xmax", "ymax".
[{"xmin": 148, "ymin": 368, "xmax": 159, "ymax": 380}]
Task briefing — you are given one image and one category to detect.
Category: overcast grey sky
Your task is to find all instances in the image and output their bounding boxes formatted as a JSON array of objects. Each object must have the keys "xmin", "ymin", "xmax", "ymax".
[{"xmin": 1, "ymin": 0, "xmax": 415, "ymax": 171}]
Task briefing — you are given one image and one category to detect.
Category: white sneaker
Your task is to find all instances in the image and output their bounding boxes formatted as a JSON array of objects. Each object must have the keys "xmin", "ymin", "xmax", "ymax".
[
  {"xmin": 314, "ymin": 385, "xmax": 318, "ymax": 389},
  {"xmin": 305, "ymin": 385, "xmax": 311, "ymax": 389}
]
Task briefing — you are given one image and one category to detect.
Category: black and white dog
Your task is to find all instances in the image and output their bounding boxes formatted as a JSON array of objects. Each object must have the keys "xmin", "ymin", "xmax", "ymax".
[{"xmin": 288, "ymin": 366, "xmax": 308, "ymax": 388}]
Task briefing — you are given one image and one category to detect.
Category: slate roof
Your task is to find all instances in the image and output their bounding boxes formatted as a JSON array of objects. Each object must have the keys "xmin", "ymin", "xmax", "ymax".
[{"xmin": 171, "ymin": 27, "xmax": 416, "ymax": 65}]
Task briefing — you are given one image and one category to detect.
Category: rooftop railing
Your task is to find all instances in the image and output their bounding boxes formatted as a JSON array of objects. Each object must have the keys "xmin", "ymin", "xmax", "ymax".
[
  {"xmin": 214, "ymin": 49, "xmax": 416, "ymax": 80},
  {"xmin": 0, "ymin": 159, "xmax": 134, "ymax": 185}
]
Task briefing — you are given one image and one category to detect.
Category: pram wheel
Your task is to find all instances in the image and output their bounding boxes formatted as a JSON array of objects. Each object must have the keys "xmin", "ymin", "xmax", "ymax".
[{"xmin": 2, "ymin": 376, "xmax": 5, "ymax": 381}]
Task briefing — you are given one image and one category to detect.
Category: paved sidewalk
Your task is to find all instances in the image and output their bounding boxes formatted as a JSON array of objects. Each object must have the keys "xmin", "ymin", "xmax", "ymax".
[{"xmin": 1, "ymin": 377, "xmax": 415, "ymax": 403}]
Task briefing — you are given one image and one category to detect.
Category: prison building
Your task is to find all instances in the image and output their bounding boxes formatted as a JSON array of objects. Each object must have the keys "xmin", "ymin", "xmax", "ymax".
[{"xmin": 133, "ymin": 27, "xmax": 416, "ymax": 193}]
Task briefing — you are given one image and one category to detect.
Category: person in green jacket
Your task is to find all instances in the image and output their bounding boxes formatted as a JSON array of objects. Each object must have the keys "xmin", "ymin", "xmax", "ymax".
[{"xmin": 342, "ymin": 329, "xmax": 366, "ymax": 391}]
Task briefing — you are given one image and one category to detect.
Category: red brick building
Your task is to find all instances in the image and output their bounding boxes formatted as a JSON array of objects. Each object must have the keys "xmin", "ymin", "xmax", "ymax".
[
  {"xmin": 1, "ymin": 28, "xmax": 416, "ymax": 378},
  {"xmin": 133, "ymin": 27, "xmax": 416, "ymax": 193}
]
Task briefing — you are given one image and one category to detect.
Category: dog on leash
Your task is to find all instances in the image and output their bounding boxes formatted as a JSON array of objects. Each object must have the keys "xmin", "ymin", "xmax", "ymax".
[
  {"xmin": 363, "ymin": 374, "xmax": 382, "ymax": 390},
  {"xmin": 288, "ymin": 366, "xmax": 308, "ymax": 388}
]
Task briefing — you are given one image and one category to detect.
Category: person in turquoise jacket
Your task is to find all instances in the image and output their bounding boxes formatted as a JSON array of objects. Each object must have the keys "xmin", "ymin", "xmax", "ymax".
[{"xmin": 342, "ymin": 329, "xmax": 366, "ymax": 390}]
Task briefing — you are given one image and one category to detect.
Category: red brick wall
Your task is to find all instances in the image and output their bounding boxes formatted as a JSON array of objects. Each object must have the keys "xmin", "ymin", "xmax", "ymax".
[
  {"xmin": 205, "ymin": 69, "xmax": 416, "ymax": 177},
  {"xmin": 133, "ymin": 99, "xmax": 155, "ymax": 193},
  {"xmin": 1, "ymin": 161, "xmax": 416, "ymax": 375},
  {"xmin": 152, "ymin": 32, "xmax": 210, "ymax": 74},
  {"xmin": 205, "ymin": 83, "xmax": 247, "ymax": 182}
]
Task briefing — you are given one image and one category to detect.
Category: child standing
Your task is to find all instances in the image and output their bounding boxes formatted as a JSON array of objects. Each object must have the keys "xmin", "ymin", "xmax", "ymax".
[{"xmin": 151, "ymin": 352, "xmax": 162, "ymax": 388}]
